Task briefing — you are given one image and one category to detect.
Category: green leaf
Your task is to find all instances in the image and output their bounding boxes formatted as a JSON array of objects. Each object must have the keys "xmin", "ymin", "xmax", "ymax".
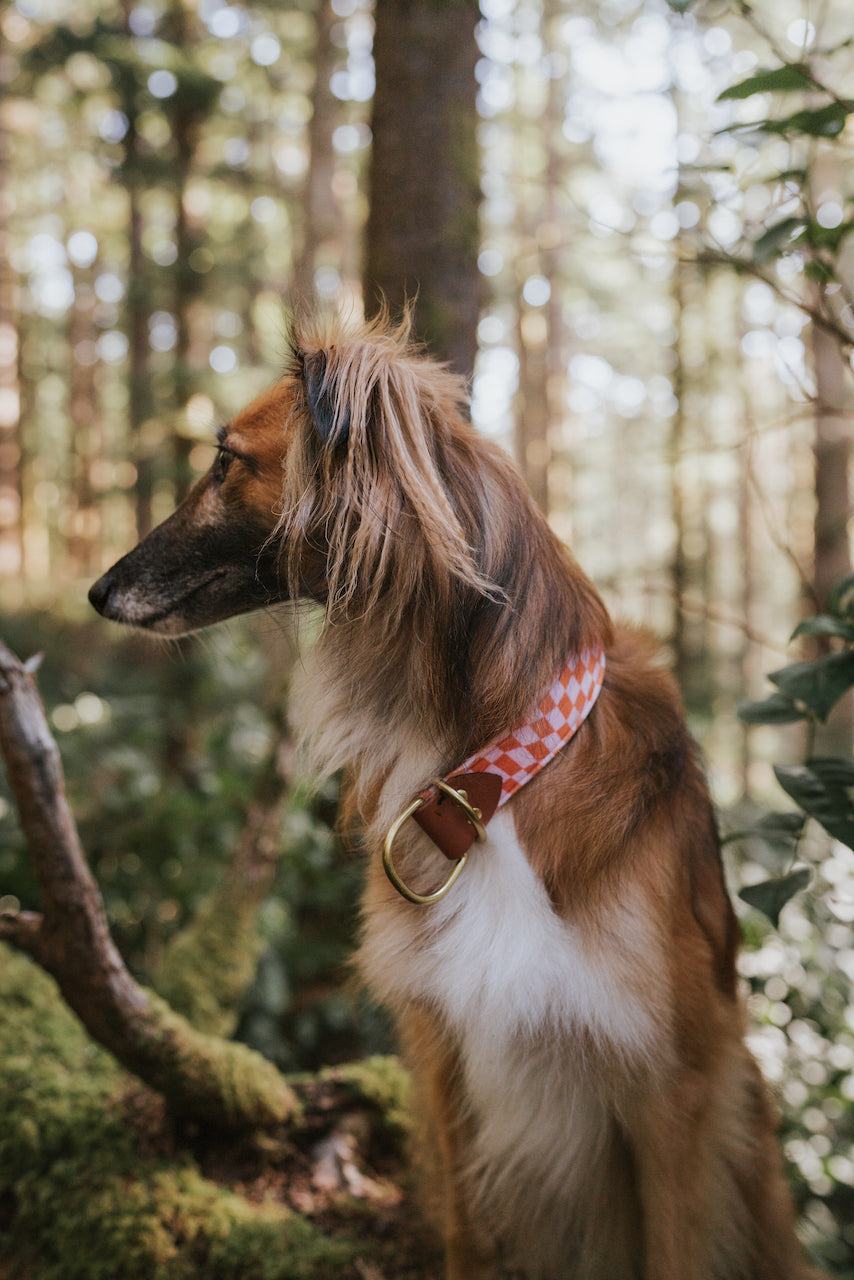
[
  {"xmin": 775, "ymin": 757, "xmax": 854, "ymax": 849},
  {"xmin": 752, "ymin": 217, "xmax": 807, "ymax": 264},
  {"xmin": 790, "ymin": 615, "xmax": 854, "ymax": 642},
  {"xmin": 768, "ymin": 650, "xmax": 854, "ymax": 720},
  {"xmin": 803, "ymin": 259, "xmax": 838, "ymax": 284},
  {"xmin": 806, "ymin": 219, "xmax": 854, "ymax": 253},
  {"xmin": 760, "ymin": 101, "xmax": 851, "ymax": 138},
  {"xmin": 722, "ymin": 810, "xmax": 805, "ymax": 853},
  {"xmin": 739, "ymin": 869, "xmax": 812, "ymax": 927},
  {"xmin": 737, "ymin": 691, "xmax": 807, "ymax": 725},
  {"xmin": 829, "ymin": 572, "xmax": 854, "ymax": 620},
  {"xmin": 718, "ymin": 65, "xmax": 814, "ymax": 101}
]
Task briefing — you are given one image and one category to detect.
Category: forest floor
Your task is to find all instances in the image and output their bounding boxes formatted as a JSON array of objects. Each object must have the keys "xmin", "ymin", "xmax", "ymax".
[{"xmin": 127, "ymin": 1082, "xmax": 445, "ymax": 1280}]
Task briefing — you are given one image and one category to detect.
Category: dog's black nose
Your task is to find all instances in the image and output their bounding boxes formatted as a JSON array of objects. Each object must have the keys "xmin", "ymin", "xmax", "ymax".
[{"xmin": 88, "ymin": 572, "xmax": 114, "ymax": 617}]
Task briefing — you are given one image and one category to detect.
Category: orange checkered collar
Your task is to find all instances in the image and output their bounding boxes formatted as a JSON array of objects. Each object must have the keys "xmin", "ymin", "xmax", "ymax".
[
  {"xmin": 447, "ymin": 645, "xmax": 607, "ymax": 807},
  {"xmin": 381, "ymin": 648, "xmax": 606, "ymax": 902}
]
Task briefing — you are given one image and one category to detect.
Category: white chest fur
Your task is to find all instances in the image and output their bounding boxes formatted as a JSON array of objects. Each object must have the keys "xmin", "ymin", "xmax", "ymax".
[
  {"xmin": 360, "ymin": 809, "xmax": 657, "ymax": 1053},
  {"xmin": 358, "ymin": 808, "xmax": 663, "ymax": 1278}
]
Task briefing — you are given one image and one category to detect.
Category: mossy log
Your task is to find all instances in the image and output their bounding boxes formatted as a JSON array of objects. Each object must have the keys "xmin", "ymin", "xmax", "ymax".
[{"xmin": 0, "ymin": 944, "xmax": 430, "ymax": 1280}]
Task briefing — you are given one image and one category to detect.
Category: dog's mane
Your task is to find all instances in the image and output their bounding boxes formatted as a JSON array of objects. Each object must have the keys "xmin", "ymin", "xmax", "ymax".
[{"xmin": 277, "ymin": 310, "xmax": 612, "ymax": 765}]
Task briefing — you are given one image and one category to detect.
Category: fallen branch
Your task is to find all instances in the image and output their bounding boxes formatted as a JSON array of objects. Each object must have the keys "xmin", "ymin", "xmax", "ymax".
[{"xmin": 0, "ymin": 639, "xmax": 298, "ymax": 1130}]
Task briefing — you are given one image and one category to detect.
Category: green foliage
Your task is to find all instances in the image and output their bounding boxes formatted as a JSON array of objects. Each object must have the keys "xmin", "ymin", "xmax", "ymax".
[
  {"xmin": 728, "ymin": 602, "xmax": 854, "ymax": 1269},
  {"xmin": 775, "ymin": 760, "xmax": 854, "ymax": 851},
  {"xmin": 768, "ymin": 651, "xmax": 854, "ymax": 723},
  {"xmin": 829, "ymin": 573, "xmax": 854, "ymax": 619},
  {"xmin": 0, "ymin": 612, "xmax": 389, "ymax": 1071},
  {"xmin": 757, "ymin": 102, "xmax": 852, "ymax": 140},
  {"xmin": 717, "ymin": 65, "xmax": 815, "ymax": 99},
  {"xmin": 0, "ymin": 945, "xmax": 355, "ymax": 1280},
  {"xmin": 751, "ymin": 215, "xmax": 807, "ymax": 264},
  {"xmin": 236, "ymin": 787, "xmax": 395, "ymax": 1071},
  {"xmin": 735, "ymin": 581, "xmax": 854, "ymax": 925},
  {"xmin": 312, "ymin": 1056, "xmax": 414, "ymax": 1150},
  {"xmin": 792, "ymin": 616, "xmax": 854, "ymax": 643},
  {"xmin": 736, "ymin": 690, "xmax": 807, "ymax": 725},
  {"xmin": 739, "ymin": 868, "xmax": 813, "ymax": 929},
  {"xmin": 712, "ymin": 24, "xmax": 854, "ymax": 306},
  {"xmin": 155, "ymin": 888, "xmax": 266, "ymax": 1038}
]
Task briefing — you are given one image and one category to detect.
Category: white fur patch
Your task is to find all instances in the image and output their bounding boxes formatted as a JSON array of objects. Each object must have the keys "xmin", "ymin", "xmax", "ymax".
[
  {"xmin": 359, "ymin": 809, "xmax": 657, "ymax": 1055},
  {"xmin": 358, "ymin": 809, "xmax": 664, "ymax": 1278}
]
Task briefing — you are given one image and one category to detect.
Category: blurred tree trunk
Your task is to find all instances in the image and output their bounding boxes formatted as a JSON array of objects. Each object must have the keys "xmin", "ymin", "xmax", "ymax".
[
  {"xmin": 516, "ymin": 319, "xmax": 550, "ymax": 513},
  {"xmin": 0, "ymin": 123, "xmax": 23, "ymax": 581},
  {"xmin": 126, "ymin": 175, "xmax": 155, "ymax": 540},
  {"xmin": 669, "ymin": 251, "xmax": 690, "ymax": 695},
  {"xmin": 117, "ymin": 0, "xmax": 156, "ymax": 541},
  {"xmin": 811, "ymin": 307, "xmax": 853, "ymax": 754},
  {"xmin": 67, "ymin": 256, "xmax": 100, "ymax": 577},
  {"xmin": 513, "ymin": 0, "xmax": 568, "ymax": 516},
  {"xmin": 366, "ymin": 0, "xmax": 482, "ymax": 378},
  {"xmin": 293, "ymin": 0, "xmax": 340, "ymax": 304},
  {"xmin": 164, "ymin": 0, "xmax": 208, "ymax": 504},
  {"xmin": 737, "ymin": 333, "xmax": 757, "ymax": 797},
  {"xmin": 812, "ymin": 317, "xmax": 852, "ymax": 612}
]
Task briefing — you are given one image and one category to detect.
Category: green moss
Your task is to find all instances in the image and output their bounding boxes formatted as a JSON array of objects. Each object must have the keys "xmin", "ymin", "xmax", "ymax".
[
  {"xmin": 321, "ymin": 1056, "xmax": 413, "ymax": 1146},
  {"xmin": 0, "ymin": 945, "xmax": 355, "ymax": 1280},
  {"xmin": 155, "ymin": 891, "xmax": 264, "ymax": 1039},
  {"xmin": 140, "ymin": 991, "xmax": 300, "ymax": 1127}
]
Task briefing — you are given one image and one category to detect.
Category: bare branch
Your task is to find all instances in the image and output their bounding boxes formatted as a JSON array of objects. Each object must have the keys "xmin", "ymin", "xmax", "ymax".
[
  {"xmin": 0, "ymin": 639, "xmax": 298, "ymax": 1130},
  {"xmin": 0, "ymin": 906, "xmax": 44, "ymax": 959},
  {"xmin": 695, "ymin": 249, "xmax": 854, "ymax": 352}
]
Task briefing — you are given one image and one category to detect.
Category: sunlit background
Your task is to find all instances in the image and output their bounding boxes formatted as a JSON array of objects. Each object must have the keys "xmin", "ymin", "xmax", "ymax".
[{"xmin": 1, "ymin": 0, "xmax": 854, "ymax": 1265}]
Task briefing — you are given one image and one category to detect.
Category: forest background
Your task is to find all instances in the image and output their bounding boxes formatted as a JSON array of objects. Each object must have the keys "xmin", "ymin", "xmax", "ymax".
[{"xmin": 2, "ymin": 0, "xmax": 854, "ymax": 1274}]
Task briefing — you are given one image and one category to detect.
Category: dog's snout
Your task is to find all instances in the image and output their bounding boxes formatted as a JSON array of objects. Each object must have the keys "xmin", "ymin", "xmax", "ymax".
[{"xmin": 88, "ymin": 572, "xmax": 115, "ymax": 617}]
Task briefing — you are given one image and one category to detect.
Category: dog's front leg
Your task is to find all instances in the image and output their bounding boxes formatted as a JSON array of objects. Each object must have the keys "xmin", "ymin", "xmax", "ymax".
[
  {"xmin": 398, "ymin": 1006, "xmax": 502, "ymax": 1280},
  {"xmin": 627, "ymin": 1057, "xmax": 792, "ymax": 1280}
]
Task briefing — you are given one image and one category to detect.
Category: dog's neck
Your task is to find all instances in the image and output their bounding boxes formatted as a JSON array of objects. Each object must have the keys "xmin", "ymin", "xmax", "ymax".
[{"xmin": 292, "ymin": 494, "xmax": 612, "ymax": 803}]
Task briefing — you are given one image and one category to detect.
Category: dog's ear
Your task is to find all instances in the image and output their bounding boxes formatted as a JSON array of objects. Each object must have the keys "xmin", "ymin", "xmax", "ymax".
[{"xmin": 303, "ymin": 350, "xmax": 350, "ymax": 446}]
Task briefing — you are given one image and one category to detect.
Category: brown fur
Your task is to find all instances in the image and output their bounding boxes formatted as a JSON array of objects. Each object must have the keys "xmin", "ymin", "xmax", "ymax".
[{"xmin": 89, "ymin": 312, "xmax": 822, "ymax": 1280}]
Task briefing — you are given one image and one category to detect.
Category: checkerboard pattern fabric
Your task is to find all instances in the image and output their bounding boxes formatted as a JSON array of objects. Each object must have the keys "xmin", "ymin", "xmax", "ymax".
[{"xmin": 449, "ymin": 646, "xmax": 606, "ymax": 804}]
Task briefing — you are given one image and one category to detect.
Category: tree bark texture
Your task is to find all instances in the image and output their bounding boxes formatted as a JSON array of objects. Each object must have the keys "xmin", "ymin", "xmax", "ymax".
[
  {"xmin": 366, "ymin": 0, "xmax": 482, "ymax": 379},
  {"xmin": 812, "ymin": 316, "xmax": 852, "ymax": 613},
  {"xmin": 293, "ymin": 0, "xmax": 341, "ymax": 304},
  {"xmin": 0, "ymin": 640, "xmax": 298, "ymax": 1130},
  {"xmin": 811, "ymin": 310, "xmax": 853, "ymax": 755}
]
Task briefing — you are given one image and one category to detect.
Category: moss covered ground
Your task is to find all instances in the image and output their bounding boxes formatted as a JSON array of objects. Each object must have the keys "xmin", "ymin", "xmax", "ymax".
[{"xmin": 0, "ymin": 945, "xmax": 441, "ymax": 1280}]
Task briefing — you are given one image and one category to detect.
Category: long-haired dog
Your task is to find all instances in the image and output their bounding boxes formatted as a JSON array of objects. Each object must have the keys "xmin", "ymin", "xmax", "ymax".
[{"xmin": 90, "ymin": 313, "xmax": 821, "ymax": 1280}]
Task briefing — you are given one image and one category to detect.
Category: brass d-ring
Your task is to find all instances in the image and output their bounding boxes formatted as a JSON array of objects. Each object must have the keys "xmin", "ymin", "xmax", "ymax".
[{"xmin": 381, "ymin": 779, "xmax": 487, "ymax": 906}]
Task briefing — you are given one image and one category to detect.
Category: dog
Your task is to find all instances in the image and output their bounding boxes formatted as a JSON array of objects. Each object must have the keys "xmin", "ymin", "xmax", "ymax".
[{"xmin": 89, "ymin": 312, "xmax": 821, "ymax": 1280}]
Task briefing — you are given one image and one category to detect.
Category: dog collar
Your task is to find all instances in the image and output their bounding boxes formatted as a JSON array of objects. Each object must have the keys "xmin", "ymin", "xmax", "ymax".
[{"xmin": 382, "ymin": 646, "xmax": 606, "ymax": 904}]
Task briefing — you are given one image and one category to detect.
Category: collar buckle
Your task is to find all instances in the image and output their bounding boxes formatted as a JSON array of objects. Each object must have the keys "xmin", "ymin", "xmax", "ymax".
[{"xmin": 382, "ymin": 778, "xmax": 486, "ymax": 905}]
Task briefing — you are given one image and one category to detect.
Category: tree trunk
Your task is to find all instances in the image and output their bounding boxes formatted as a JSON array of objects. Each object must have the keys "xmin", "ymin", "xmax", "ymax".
[
  {"xmin": 366, "ymin": 0, "xmax": 482, "ymax": 378},
  {"xmin": 165, "ymin": 0, "xmax": 204, "ymax": 503},
  {"xmin": 811, "ymin": 301, "xmax": 853, "ymax": 754},
  {"xmin": 293, "ymin": 0, "xmax": 341, "ymax": 305},
  {"xmin": 67, "ymin": 258, "xmax": 100, "ymax": 578},
  {"xmin": 812, "ymin": 315, "xmax": 852, "ymax": 612},
  {"xmin": 0, "ymin": 114, "xmax": 24, "ymax": 581}
]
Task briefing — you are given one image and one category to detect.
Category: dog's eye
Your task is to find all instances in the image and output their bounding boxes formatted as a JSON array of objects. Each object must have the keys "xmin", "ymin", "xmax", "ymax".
[{"xmin": 213, "ymin": 446, "xmax": 234, "ymax": 482}]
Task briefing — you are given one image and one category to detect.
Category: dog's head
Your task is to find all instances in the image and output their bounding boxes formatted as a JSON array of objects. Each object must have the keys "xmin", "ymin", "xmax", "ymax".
[{"xmin": 88, "ymin": 313, "xmax": 496, "ymax": 635}]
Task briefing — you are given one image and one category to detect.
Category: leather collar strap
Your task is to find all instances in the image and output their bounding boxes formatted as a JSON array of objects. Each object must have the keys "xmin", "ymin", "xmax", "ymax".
[{"xmin": 413, "ymin": 646, "xmax": 606, "ymax": 860}]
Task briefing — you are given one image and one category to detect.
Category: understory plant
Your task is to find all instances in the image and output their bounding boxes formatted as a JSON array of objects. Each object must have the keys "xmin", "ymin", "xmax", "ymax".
[{"xmin": 733, "ymin": 574, "xmax": 854, "ymax": 925}]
